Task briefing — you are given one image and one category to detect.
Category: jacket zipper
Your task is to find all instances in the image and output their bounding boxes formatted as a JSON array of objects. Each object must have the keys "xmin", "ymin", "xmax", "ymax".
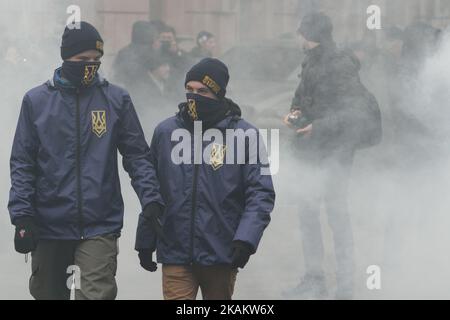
[
  {"xmin": 75, "ymin": 90, "xmax": 84, "ymax": 239},
  {"xmin": 189, "ymin": 164, "xmax": 199, "ymax": 264}
]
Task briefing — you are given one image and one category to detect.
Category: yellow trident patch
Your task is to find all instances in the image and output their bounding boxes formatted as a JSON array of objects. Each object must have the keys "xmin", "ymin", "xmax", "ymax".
[
  {"xmin": 187, "ymin": 99, "xmax": 198, "ymax": 120},
  {"xmin": 210, "ymin": 143, "xmax": 227, "ymax": 170},
  {"xmin": 91, "ymin": 110, "xmax": 107, "ymax": 138},
  {"xmin": 82, "ymin": 64, "xmax": 99, "ymax": 86}
]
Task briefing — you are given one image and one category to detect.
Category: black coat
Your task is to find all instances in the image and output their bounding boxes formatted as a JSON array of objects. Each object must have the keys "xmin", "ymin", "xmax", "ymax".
[
  {"xmin": 112, "ymin": 43, "xmax": 152, "ymax": 87},
  {"xmin": 291, "ymin": 41, "xmax": 381, "ymax": 159}
]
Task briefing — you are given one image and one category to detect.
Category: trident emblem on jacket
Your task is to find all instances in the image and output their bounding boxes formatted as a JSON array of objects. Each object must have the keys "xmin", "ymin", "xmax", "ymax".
[
  {"xmin": 91, "ymin": 110, "xmax": 107, "ymax": 138},
  {"xmin": 210, "ymin": 143, "xmax": 226, "ymax": 170}
]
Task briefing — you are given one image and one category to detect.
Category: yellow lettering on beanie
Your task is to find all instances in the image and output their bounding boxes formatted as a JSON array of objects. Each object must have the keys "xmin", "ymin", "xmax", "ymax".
[
  {"xmin": 202, "ymin": 75, "xmax": 221, "ymax": 95},
  {"xmin": 96, "ymin": 40, "xmax": 104, "ymax": 51}
]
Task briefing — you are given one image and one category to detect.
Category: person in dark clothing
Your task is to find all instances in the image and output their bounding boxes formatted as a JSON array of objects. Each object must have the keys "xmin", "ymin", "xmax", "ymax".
[
  {"xmin": 190, "ymin": 31, "xmax": 216, "ymax": 62},
  {"xmin": 401, "ymin": 21, "xmax": 441, "ymax": 73},
  {"xmin": 377, "ymin": 22, "xmax": 440, "ymax": 161},
  {"xmin": 135, "ymin": 58, "xmax": 276, "ymax": 300},
  {"xmin": 158, "ymin": 24, "xmax": 192, "ymax": 102},
  {"xmin": 8, "ymin": 21, "xmax": 161, "ymax": 300},
  {"xmin": 282, "ymin": 13, "xmax": 381, "ymax": 300},
  {"xmin": 149, "ymin": 19, "xmax": 167, "ymax": 39},
  {"xmin": 159, "ymin": 24, "xmax": 191, "ymax": 70},
  {"xmin": 112, "ymin": 21, "xmax": 160, "ymax": 87},
  {"xmin": 129, "ymin": 53, "xmax": 174, "ymax": 136}
]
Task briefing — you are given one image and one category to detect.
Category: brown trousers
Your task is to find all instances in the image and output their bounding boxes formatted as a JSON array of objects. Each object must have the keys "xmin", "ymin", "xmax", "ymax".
[{"xmin": 162, "ymin": 264, "xmax": 238, "ymax": 300}]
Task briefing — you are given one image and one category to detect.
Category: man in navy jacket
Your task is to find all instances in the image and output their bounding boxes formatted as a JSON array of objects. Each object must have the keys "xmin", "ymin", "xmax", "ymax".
[
  {"xmin": 8, "ymin": 21, "xmax": 160, "ymax": 300},
  {"xmin": 135, "ymin": 58, "xmax": 276, "ymax": 300}
]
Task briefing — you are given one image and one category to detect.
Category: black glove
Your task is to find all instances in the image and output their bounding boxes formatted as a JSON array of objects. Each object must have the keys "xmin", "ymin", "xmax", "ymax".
[
  {"xmin": 230, "ymin": 240, "xmax": 254, "ymax": 269},
  {"xmin": 142, "ymin": 202, "xmax": 167, "ymax": 244},
  {"xmin": 138, "ymin": 249, "xmax": 157, "ymax": 272},
  {"xmin": 14, "ymin": 217, "xmax": 39, "ymax": 254}
]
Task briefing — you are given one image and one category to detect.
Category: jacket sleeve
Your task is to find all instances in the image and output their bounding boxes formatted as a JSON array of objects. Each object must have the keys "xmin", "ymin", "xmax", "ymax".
[
  {"xmin": 134, "ymin": 127, "xmax": 162, "ymax": 251},
  {"xmin": 8, "ymin": 95, "xmax": 39, "ymax": 224},
  {"xmin": 233, "ymin": 130, "xmax": 275, "ymax": 253},
  {"xmin": 118, "ymin": 94, "xmax": 164, "ymax": 211},
  {"xmin": 291, "ymin": 80, "xmax": 303, "ymax": 109}
]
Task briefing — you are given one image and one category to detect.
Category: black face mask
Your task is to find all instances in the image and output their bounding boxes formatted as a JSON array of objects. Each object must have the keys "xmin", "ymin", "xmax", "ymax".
[
  {"xmin": 61, "ymin": 61, "xmax": 101, "ymax": 88},
  {"xmin": 185, "ymin": 93, "xmax": 229, "ymax": 128}
]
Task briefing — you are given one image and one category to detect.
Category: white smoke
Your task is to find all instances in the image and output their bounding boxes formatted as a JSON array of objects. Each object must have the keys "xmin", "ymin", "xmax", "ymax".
[{"xmin": 1, "ymin": 0, "xmax": 450, "ymax": 300}]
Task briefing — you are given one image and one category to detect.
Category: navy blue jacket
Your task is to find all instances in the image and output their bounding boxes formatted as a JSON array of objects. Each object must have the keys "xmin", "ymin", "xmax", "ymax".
[
  {"xmin": 135, "ymin": 105, "xmax": 275, "ymax": 265},
  {"xmin": 8, "ymin": 69, "xmax": 162, "ymax": 240}
]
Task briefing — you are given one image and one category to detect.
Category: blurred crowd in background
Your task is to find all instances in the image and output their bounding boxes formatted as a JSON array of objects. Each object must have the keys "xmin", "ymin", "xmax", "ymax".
[
  {"xmin": 112, "ymin": 20, "xmax": 217, "ymax": 118},
  {"xmin": 0, "ymin": 14, "xmax": 445, "ymax": 132},
  {"xmin": 0, "ymin": 13, "xmax": 446, "ymax": 169}
]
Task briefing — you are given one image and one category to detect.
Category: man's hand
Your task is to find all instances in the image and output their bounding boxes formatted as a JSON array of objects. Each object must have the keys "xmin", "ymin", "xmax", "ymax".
[
  {"xmin": 283, "ymin": 109, "xmax": 302, "ymax": 129},
  {"xmin": 230, "ymin": 240, "xmax": 254, "ymax": 269},
  {"xmin": 296, "ymin": 123, "xmax": 312, "ymax": 137},
  {"xmin": 138, "ymin": 249, "xmax": 157, "ymax": 272},
  {"xmin": 14, "ymin": 216, "xmax": 39, "ymax": 254},
  {"xmin": 142, "ymin": 202, "xmax": 168, "ymax": 244}
]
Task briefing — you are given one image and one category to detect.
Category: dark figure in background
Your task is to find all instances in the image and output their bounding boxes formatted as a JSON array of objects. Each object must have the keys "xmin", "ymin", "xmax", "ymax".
[
  {"xmin": 190, "ymin": 31, "xmax": 216, "ymax": 62},
  {"xmin": 348, "ymin": 30, "xmax": 384, "ymax": 90},
  {"xmin": 158, "ymin": 24, "xmax": 192, "ymax": 101},
  {"xmin": 382, "ymin": 26, "xmax": 404, "ymax": 76},
  {"xmin": 282, "ymin": 13, "xmax": 381, "ymax": 300},
  {"xmin": 112, "ymin": 21, "xmax": 160, "ymax": 87},
  {"xmin": 380, "ymin": 22, "xmax": 442, "ymax": 159},
  {"xmin": 129, "ymin": 53, "xmax": 174, "ymax": 135},
  {"xmin": 401, "ymin": 21, "xmax": 441, "ymax": 73},
  {"xmin": 142, "ymin": 54, "xmax": 172, "ymax": 106},
  {"xmin": 378, "ymin": 22, "xmax": 443, "ymax": 289},
  {"xmin": 158, "ymin": 24, "xmax": 191, "ymax": 69},
  {"xmin": 149, "ymin": 19, "xmax": 167, "ymax": 40}
]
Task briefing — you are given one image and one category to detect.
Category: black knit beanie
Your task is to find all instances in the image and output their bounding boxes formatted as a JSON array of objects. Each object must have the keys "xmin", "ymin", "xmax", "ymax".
[
  {"xmin": 298, "ymin": 12, "xmax": 333, "ymax": 43},
  {"xmin": 61, "ymin": 21, "xmax": 104, "ymax": 60},
  {"xmin": 184, "ymin": 58, "xmax": 229, "ymax": 99}
]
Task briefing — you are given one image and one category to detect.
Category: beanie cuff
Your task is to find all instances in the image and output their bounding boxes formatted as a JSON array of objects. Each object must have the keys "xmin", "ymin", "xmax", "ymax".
[
  {"xmin": 61, "ymin": 40, "xmax": 104, "ymax": 60},
  {"xmin": 185, "ymin": 70, "xmax": 226, "ymax": 99}
]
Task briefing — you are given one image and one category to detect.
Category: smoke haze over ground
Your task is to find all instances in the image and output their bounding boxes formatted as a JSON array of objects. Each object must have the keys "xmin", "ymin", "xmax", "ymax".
[{"xmin": 1, "ymin": 0, "xmax": 450, "ymax": 299}]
